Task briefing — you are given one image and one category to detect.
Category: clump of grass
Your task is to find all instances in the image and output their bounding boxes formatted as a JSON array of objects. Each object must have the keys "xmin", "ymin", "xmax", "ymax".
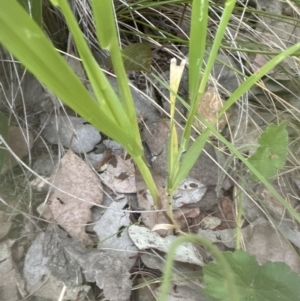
[{"xmin": 1, "ymin": 1, "xmax": 300, "ymax": 301}]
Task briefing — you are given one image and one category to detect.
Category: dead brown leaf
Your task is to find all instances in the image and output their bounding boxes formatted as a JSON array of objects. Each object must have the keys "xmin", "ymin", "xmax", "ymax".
[
  {"xmin": 245, "ymin": 222, "xmax": 300, "ymax": 274},
  {"xmin": 173, "ymin": 207, "xmax": 200, "ymax": 231},
  {"xmin": 47, "ymin": 150, "xmax": 103, "ymax": 245},
  {"xmin": 194, "ymin": 85, "xmax": 229, "ymax": 133},
  {"xmin": 214, "ymin": 196, "xmax": 236, "ymax": 230},
  {"xmin": 1, "ymin": 126, "xmax": 33, "ymax": 174},
  {"xmin": 99, "ymin": 154, "xmax": 136, "ymax": 193}
]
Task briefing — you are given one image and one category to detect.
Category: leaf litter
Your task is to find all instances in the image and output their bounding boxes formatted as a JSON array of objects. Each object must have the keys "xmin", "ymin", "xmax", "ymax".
[
  {"xmin": 2, "ymin": 2, "xmax": 300, "ymax": 301},
  {"xmin": 47, "ymin": 149, "xmax": 103, "ymax": 246}
]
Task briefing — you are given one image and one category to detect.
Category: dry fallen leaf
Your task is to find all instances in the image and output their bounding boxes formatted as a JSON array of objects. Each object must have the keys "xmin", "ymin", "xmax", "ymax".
[
  {"xmin": 214, "ymin": 196, "xmax": 236, "ymax": 230},
  {"xmin": 24, "ymin": 229, "xmax": 91, "ymax": 300},
  {"xmin": 198, "ymin": 216, "xmax": 300, "ymax": 274},
  {"xmin": 245, "ymin": 221, "xmax": 300, "ymax": 274},
  {"xmin": 193, "ymin": 85, "xmax": 229, "ymax": 133},
  {"xmin": 129, "ymin": 225, "xmax": 204, "ymax": 266},
  {"xmin": 93, "ymin": 197, "xmax": 139, "ymax": 270},
  {"xmin": 172, "ymin": 177, "xmax": 207, "ymax": 208},
  {"xmin": 47, "ymin": 150, "xmax": 103, "ymax": 245},
  {"xmin": 173, "ymin": 207, "xmax": 201, "ymax": 231},
  {"xmin": 99, "ymin": 154, "xmax": 136, "ymax": 193},
  {"xmin": 45, "ymin": 225, "xmax": 132, "ymax": 301}
]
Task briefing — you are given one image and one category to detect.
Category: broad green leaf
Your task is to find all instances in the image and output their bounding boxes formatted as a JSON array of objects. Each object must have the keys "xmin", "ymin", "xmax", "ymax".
[
  {"xmin": 107, "ymin": 43, "xmax": 152, "ymax": 72},
  {"xmin": 248, "ymin": 122, "xmax": 288, "ymax": 181},
  {"xmin": 203, "ymin": 250, "xmax": 300, "ymax": 301},
  {"xmin": 0, "ymin": 112, "xmax": 8, "ymax": 173}
]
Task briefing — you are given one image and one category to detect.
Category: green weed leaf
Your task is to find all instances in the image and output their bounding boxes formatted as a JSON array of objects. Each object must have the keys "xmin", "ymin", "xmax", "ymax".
[
  {"xmin": 107, "ymin": 43, "xmax": 152, "ymax": 72},
  {"xmin": 248, "ymin": 121, "xmax": 288, "ymax": 181},
  {"xmin": 203, "ymin": 250, "xmax": 300, "ymax": 301}
]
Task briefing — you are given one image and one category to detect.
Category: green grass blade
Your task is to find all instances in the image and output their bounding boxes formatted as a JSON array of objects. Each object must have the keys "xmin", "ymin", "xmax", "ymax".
[
  {"xmin": 17, "ymin": 0, "xmax": 42, "ymax": 26},
  {"xmin": 204, "ymin": 117, "xmax": 300, "ymax": 224},
  {"xmin": 174, "ymin": 42, "xmax": 300, "ymax": 190},
  {"xmin": 218, "ymin": 44, "xmax": 300, "ymax": 117},
  {"xmin": 56, "ymin": 0, "xmax": 129, "ymax": 130},
  {"xmin": 91, "ymin": 0, "xmax": 160, "ymax": 205},
  {"xmin": 198, "ymin": 0, "xmax": 237, "ymax": 95},
  {"xmin": 0, "ymin": 0, "xmax": 140, "ymax": 155},
  {"xmin": 157, "ymin": 234, "xmax": 240, "ymax": 301},
  {"xmin": 183, "ymin": 0, "xmax": 237, "ymax": 148},
  {"xmin": 168, "ymin": 0, "xmax": 237, "ymax": 193},
  {"xmin": 92, "ymin": 0, "xmax": 141, "ymax": 140},
  {"xmin": 173, "ymin": 129, "xmax": 211, "ymax": 188},
  {"xmin": 90, "ymin": 0, "xmax": 117, "ymax": 50},
  {"xmin": 188, "ymin": 0, "xmax": 209, "ymax": 104}
]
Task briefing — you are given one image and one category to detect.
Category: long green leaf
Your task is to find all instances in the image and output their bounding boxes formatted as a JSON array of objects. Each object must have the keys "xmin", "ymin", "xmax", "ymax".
[
  {"xmin": 184, "ymin": 0, "xmax": 236, "ymax": 148},
  {"xmin": 55, "ymin": 0, "xmax": 129, "ymax": 130},
  {"xmin": 18, "ymin": 0, "xmax": 42, "ymax": 26},
  {"xmin": 168, "ymin": 0, "xmax": 237, "ymax": 193},
  {"xmin": 0, "ymin": 0, "xmax": 141, "ymax": 155},
  {"xmin": 173, "ymin": 42, "xmax": 300, "ymax": 189},
  {"xmin": 204, "ymin": 115, "xmax": 300, "ymax": 224},
  {"xmin": 92, "ymin": 0, "xmax": 141, "ymax": 140},
  {"xmin": 188, "ymin": 0, "xmax": 209, "ymax": 104}
]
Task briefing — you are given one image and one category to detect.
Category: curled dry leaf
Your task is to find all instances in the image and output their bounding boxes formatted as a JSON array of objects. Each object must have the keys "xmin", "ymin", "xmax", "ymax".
[
  {"xmin": 193, "ymin": 85, "xmax": 229, "ymax": 133},
  {"xmin": 214, "ymin": 196, "xmax": 236, "ymax": 230},
  {"xmin": 201, "ymin": 216, "xmax": 221, "ymax": 230},
  {"xmin": 99, "ymin": 154, "xmax": 136, "ymax": 193},
  {"xmin": 47, "ymin": 150, "xmax": 103, "ymax": 245},
  {"xmin": 173, "ymin": 207, "xmax": 200, "ymax": 231}
]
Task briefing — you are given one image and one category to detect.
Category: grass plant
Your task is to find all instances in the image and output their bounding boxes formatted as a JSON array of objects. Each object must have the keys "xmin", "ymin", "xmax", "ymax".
[{"xmin": 1, "ymin": 0, "xmax": 300, "ymax": 300}]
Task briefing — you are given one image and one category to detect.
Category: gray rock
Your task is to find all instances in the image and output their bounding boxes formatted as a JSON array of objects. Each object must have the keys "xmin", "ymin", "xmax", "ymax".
[{"xmin": 43, "ymin": 115, "xmax": 101, "ymax": 153}]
